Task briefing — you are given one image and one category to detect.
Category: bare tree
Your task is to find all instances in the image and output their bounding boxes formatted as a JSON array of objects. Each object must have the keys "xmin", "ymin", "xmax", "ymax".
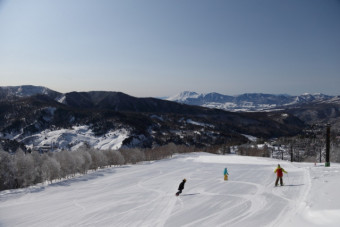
[
  {"xmin": 14, "ymin": 150, "xmax": 36, "ymax": 188},
  {"xmin": 104, "ymin": 150, "xmax": 125, "ymax": 166},
  {"xmin": 0, "ymin": 151, "xmax": 16, "ymax": 190},
  {"xmin": 41, "ymin": 155, "xmax": 61, "ymax": 183}
]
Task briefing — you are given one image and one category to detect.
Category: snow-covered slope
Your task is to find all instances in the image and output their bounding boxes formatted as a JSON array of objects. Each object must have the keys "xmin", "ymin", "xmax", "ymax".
[
  {"xmin": 20, "ymin": 126, "xmax": 129, "ymax": 151},
  {"xmin": 167, "ymin": 91, "xmax": 201, "ymax": 102},
  {"xmin": 1, "ymin": 153, "xmax": 339, "ymax": 227}
]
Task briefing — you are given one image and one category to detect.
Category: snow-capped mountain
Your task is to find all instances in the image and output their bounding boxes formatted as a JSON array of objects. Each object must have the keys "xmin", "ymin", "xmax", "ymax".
[
  {"xmin": 167, "ymin": 91, "xmax": 201, "ymax": 102},
  {"xmin": 167, "ymin": 91, "xmax": 335, "ymax": 112},
  {"xmin": 286, "ymin": 93, "xmax": 334, "ymax": 106},
  {"xmin": 167, "ymin": 91, "xmax": 233, "ymax": 105},
  {"xmin": 1, "ymin": 85, "xmax": 338, "ymax": 152},
  {"xmin": 0, "ymin": 86, "xmax": 306, "ymax": 152},
  {"xmin": 326, "ymin": 96, "xmax": 340, "ymax": 104}
]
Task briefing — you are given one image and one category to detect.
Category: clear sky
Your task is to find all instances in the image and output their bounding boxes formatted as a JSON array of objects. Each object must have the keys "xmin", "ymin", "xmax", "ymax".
[{"xmin": 0, "ymin": 0, "xmax": 339, "ymax": 97}]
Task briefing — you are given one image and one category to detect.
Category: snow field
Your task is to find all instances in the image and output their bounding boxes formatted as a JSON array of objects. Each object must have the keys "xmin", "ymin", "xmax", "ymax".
[
  {"xmin": 21, "ymin": 126, "xmax": 129, "ymax": 151},
  {"xmin": 0, "ymin": 153, "xmax": 339, "ymax": 227}
]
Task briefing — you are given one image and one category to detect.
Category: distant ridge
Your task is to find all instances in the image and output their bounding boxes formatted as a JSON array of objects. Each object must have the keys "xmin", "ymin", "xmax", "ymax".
[
  {"xmin": 167, "ymin": 91, "xmax": 335, "ymax": 112},
  {"xmin": 0, "ymin": 85, "xmax": 61, "ymax": 100},
  {"xmin": 0, "ymin": 85, "xmax": 307, "ymax": 151}
]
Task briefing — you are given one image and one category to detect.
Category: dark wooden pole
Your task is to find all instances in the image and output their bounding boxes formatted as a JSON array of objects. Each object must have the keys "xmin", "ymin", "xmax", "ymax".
[
  {"xmin": 325, "ymin": 124, "xmax": 331, "ymax": 167},
  {"xmin": 319, "ymin": 147, "xmax": 322, "ymax": 163},
  {"xmin": 290, "ymin": 144, "xmax": 293, "ymax": 162}
]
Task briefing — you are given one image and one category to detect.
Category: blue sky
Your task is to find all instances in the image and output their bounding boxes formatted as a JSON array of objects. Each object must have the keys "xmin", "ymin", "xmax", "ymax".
[{"xmin": 0, "ymin": 0, "xmax": 339, "ymax": 97}]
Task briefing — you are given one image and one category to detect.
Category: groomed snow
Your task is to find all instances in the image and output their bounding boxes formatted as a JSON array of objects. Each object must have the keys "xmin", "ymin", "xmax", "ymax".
[{"xmin": 0, "ymin": 153, "xmax": 339, "ymax": 227}]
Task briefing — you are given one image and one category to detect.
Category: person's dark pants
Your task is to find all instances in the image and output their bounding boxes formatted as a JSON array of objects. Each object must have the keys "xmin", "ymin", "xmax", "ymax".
[
  {"xmin": 176, "ymin": 190, "xmax": 182, "ymax": 196},
  {"xmin": 275, "ymin": 177, "xmax": 283, "ymax": 186}
]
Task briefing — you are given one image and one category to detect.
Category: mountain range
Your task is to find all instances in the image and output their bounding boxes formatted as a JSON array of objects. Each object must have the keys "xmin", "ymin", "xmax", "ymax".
[
  {"xmin": 0, "ymin": 85, "xmax": 310, "ymax": 152},
  {"xmin": 167, "ymin": 91, "xmax": 338, "ymax": 112},
  {"xmin": 167, "ymin": 91, "xmax": 340, "ymax": 129}
]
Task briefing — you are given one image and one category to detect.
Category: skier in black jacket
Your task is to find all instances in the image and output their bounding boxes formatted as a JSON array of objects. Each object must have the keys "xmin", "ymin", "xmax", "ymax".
[{"xmin": 176, "ymin": 179, "xmax": 186, "ymax": 196}]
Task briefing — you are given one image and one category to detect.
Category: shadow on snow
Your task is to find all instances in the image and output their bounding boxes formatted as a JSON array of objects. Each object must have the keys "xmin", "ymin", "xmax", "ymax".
[{"xmin": 180, "ymin": 193, "xmax": 201, "ymax": 196}]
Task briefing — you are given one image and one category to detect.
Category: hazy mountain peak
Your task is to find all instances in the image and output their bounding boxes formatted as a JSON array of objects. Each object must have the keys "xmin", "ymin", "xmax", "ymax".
[
  {"xmin": 167, "ymin": 91, "xmax": 200, "ymax": 102},
  {"xmin": 0, "ymin": 85, "xmax": 61, "ymax": 100}
]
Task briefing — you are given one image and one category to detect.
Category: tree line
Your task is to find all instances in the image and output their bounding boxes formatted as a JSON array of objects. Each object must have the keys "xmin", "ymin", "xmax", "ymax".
[{"xmin": 0, "ymin": 143, "xmax": 196, "ymax": 191}]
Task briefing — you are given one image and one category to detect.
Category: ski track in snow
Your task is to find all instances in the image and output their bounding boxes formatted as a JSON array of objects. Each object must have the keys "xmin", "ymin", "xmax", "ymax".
[
  {"xmin": 269, "ymin": 163, "xmax": 310, "ymax": 227},
  {"xmin": 0, "ymin": 153, "xmax": 339, "ymax": 227}
]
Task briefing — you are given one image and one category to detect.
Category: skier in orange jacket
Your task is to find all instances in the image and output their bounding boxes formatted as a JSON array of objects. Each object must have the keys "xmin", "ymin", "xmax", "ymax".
[{"xmin": 274, "ymin": 164, "xmax": 287, "ymax": 186}]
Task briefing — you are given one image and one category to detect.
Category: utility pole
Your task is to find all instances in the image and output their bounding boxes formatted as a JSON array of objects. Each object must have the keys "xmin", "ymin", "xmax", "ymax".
[
  {"xmin": 290, "ymin": 144, "xmax": 293, "ymax": 162},
  {"xmin": 319, "ymin": 147, "xmax": 322, "ymax": 163},
  {"xmin": 271, "ymin": 147, "xmax": 274, "ymax": 158},
  {"xmin": 325, "ymin": 124, "xmax": 331, "ymax": 167}
]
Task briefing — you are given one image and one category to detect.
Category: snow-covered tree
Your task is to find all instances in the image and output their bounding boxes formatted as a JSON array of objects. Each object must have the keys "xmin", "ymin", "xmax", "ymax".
[
  {"xmin": 89, "ymin": 149, "xmax": 107, "ymax": 170},
  {"xmin": 14, "ymin": 150, "xmax": 36, "ymax": 187},
  {"xmin": 120, "ymin": 148, "xmax": 144, "ymax": 164},
  {"xmin": 31, "ymin": 151, "xmax": 44, "ymax": 184},
  {"xmin": 41, "ymin": 155, "xmax": 61, "ymax": 183},
  {"xmin": 55, "ymin": 151, "xmax": 77, "ymax": 178},
  {"xmin": 104, "ymin": 150, "xmax": 125, "ymax": 166},
  {"xmin": 79, "ymin": 150, "xmax": 92, "ymax": 174},
  {"xmin": 0, "ymin": 151, "xmax": 16, "ymax": 190}
]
